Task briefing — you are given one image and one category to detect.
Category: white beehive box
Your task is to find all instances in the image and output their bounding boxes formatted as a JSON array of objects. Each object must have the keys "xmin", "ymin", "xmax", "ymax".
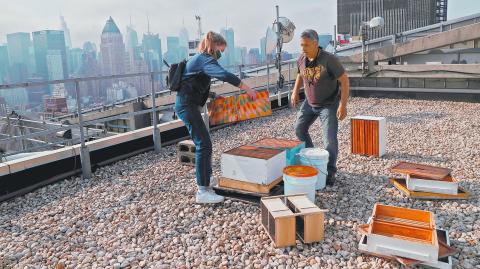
[
  {"xmin": 366, "ymin": 204, "xmax": 439, "ymax": 263},
  {"xmin": 406, "ymin": 174, "xmax": 459, "ymax": 195},
  {"xmin": 358, "ymin": 229, "xmax": 453, "ymax": 269},
  {"xmin": 221, "ymin": 145, "xmax": 286, "ymax": 185}
]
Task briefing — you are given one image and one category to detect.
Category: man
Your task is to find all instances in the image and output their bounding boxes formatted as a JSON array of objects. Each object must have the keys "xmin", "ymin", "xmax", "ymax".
[{"xmin": 291, "ymin": 29, "xmax": 350, "ymax": 186}]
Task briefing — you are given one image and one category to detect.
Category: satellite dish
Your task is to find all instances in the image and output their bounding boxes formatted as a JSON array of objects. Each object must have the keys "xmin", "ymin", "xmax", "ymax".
[
  {"xmin": 369, "ymin": 17, "xmax": 385, "ymax": 29},
  {"xmin": 265, "ymin": 26, "xmax": 277, "ymax": 54},
  {"xmin": 273, "ymin": 17, "xmax": 296, "ymax": 43}
]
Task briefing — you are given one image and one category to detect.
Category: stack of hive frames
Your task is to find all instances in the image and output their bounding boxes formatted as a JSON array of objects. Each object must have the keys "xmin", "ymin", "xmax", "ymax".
[{"xmin": 351, "ymin": 116, "xmax": 386, "ymax": 157}]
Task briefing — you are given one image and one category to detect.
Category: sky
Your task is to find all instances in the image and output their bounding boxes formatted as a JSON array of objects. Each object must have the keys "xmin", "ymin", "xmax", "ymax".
[{"xmin": 0, "ymin": 0, "xmax": 479, "ymax": 53}]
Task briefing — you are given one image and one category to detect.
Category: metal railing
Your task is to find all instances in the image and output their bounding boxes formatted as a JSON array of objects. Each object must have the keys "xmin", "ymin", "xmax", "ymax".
[{"xmin": 0, "ymin": 60, "xmax": 299, "ymax": 179}]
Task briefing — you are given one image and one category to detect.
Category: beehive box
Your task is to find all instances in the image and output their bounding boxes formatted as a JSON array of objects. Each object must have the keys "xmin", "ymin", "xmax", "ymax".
[
  {"xmin": 358, "ymin": 229, "xmax": 453, "ymax": 269},
  {"xmin": 351, "ymin": 116, "xmax": 386, "ymax": 157},
  {"xmin": 286, "ymin": 195, "xmax": 326, "ymax": 243},
  {"xmin": 391, "ymin": 162, "xmax": 458, "ymax": 195},
  {"xmin": 366, "ymin": 204, "xmax": 438, "ymax": 262},
  {"xmin": 406, "ymin": 174, "xmax": 459, "ymax": 195},
  {"xmin": 221, "ymin": 145, "xmax": 286, "ymax": 185},
  {"xmin": 252, "ymin": 138, "xmax": 305, "ymax": 166},
  {"xmin": 391, "ymin": 162, "xmax": 452, "ymax": 180},
  {"xmin": 260, "ymin": 196, "xmax": 296, "ymax": 247}
]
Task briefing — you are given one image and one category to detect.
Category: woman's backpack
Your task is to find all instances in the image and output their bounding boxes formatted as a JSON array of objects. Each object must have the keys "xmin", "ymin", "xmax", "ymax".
[{"xmin": 164, "ymin": 59, "xmax": 187, "ymax": 92}]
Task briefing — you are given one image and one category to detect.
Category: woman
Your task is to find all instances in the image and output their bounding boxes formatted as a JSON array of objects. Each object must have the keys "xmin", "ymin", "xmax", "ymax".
[{"xmin": 175, "ymin": 31, "xmax": 256, "ymax": 204}]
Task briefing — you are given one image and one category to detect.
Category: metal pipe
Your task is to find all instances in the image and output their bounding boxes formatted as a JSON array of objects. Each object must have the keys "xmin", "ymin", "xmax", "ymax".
[
  {"xmin": 276, "ymin": 5, "xmax": 282, "ymax": 107},
  {"xmin": 74, "ymin": 80, "xmax": 92, "ymax": 179},
  {"xmin": 150, "ymin": 73, "xmax": 161, "ymax": 153}
]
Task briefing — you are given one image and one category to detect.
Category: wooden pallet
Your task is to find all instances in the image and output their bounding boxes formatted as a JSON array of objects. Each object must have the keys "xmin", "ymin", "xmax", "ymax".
[
  {"xmin": 218, "ymin": 176, "xmax": 283, "ymax": 194},
  {"xmin": 391, "ymin": 178, "xmax": 470, "ymax": 200},
  {"xmin": 213, "ymin": 181, "xmax": 284, "ymax": 204}
]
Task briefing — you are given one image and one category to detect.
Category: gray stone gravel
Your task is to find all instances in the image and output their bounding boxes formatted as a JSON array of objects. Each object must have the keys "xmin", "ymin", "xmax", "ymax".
[{"xmin": 0, "ymin": 97, "xmax": 479, "ymax": 268}]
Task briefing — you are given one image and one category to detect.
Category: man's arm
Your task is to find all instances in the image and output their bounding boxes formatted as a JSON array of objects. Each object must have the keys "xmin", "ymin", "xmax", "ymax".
[
  {"xmin": 290, "ymin": 74, "xmax": 303, "ymax": 108},
  {"xmin": 337, "ymin": 72, "xmax": 350, "ymax": 120}
]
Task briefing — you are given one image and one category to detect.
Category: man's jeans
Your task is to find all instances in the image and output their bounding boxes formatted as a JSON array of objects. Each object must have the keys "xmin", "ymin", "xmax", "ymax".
[
  {"xmin": 294, "ymin": 100, "xmax": 339, "ymax": 175},
  {"xmin": 175, "ymin": 95, "xmax": 212, "ymax": 187}
]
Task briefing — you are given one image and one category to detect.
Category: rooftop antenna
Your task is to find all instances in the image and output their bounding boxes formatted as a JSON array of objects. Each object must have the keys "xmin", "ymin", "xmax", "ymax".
[{"xmin": 146, "ymin": 13, "xmax": 151, "ymax": 34}]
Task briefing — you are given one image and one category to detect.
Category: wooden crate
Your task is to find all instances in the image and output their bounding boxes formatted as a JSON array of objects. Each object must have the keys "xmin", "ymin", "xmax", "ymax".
[
  {"xmin": 351, "ymin": 116, "xmax": 386, "ymax": 157},
  {"xmin": 260, "ymin": 196, "xmax": 296, "ymax": 248},
  {"xmin": 390, "ymin": 178, "xmax": 470, "ymax": 200},
  {"xmin": 286, "ymin": 195, "xmax": 326, "ymax": 243},
  {"xmin": 252, "ymin": 138, "xmax": 305, "ymax": 166},
  {"xmin": 366, "ymin": 203, "xmax": 439, "ymax": 262},
  {"xmin": 221, "ymin": 145, "xmax": 286, "ymax": 185},
  {"xmin": 358, "ymin": 229, "xmax": 455, "ymax": 269}
]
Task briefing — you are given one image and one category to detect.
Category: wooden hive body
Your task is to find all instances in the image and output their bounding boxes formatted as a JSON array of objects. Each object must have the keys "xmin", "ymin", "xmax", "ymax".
[
  {"xmin": 366, "ymin": 203, "xmax": 439, "ymax": 262},
  {"xmin": 221, "ymin": 145, "xmax": 286, "ymax": 185},
  {"xmin": 351, "ymin": 116, "xmax": 386, "ymax": 157},
  {"xmin": 260, "ymin": 197, "xmax": 296, "ymax": 247},
  {"xmin": 286, "ymin": 195, "xmax": 326, "ymax": 243},
  {"xmin": 252, "ymin": 138, "xmax": 305, "ymax": 166}
]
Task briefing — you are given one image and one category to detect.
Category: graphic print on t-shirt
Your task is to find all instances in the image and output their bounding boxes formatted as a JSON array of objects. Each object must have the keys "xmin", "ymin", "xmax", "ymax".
[{"xmin": 302, "ymin": 65, "xmax": 324, "ymax": 85}]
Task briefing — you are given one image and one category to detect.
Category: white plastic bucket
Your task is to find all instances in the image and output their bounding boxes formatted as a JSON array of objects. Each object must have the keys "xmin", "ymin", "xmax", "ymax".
[
  {"xmin": 283, "ymin": 165, "xmax": 318, "ymax": 202},
  {"xmin": 298, "ymin": 148, "xmax": 329, "ymax": 190}
]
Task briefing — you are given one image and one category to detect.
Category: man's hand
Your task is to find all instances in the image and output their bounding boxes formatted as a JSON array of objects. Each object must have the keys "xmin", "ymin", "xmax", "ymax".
[
  {"xmin": 337, "ymin": 102, "xmax": 347, "ymax": 120},
  {"xmin": 291, "ymin": 93, "xmax": 300, "ymax": 108}
]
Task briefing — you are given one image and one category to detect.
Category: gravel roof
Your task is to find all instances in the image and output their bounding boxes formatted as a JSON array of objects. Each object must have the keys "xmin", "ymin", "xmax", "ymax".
[{"xmin": 1, "ymin": 97, "xmax": 479, "ymax": 269}]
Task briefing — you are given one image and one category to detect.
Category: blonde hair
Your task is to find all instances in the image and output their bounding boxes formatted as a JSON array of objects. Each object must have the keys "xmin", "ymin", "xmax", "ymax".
[{"xmin": 197, "ymin": 31, "xmax": 227, "ymax": 57}]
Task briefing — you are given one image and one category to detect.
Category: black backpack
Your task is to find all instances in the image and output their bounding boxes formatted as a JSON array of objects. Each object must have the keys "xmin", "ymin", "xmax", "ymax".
[{"xmin": 163, "ymin": 59, "xmax": 187, "ymax": 92}]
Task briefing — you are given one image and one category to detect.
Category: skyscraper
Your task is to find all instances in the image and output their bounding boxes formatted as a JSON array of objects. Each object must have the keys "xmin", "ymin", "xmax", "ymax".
[
  {"xmin": 125, "ymin": 23, "xmax": 141, "ymax": 75},
  {"xmin": 179, "ymin": 25, "xmax": 189, "ymax": 61},
  {"xmin": 247, "ymin": 48, "xmax": 260, "ymax": 65},
  {"xmin": 100, "ymin": 17, "xmax": 126, "ymax": 77},
  {"xmin": 220, "ymin": 27, "xmax": 235, "ymax": 67},
  {"xmin": 234, "ymin": 46, "xmax": 247, "ymax": 66},
  {"xmin": 6, "ymin": 32, "xmax": 32, "ymax": 82},
  {"xmin": 259, "ymin": 37, "xmax": 266, "ymax": 63},
  {"xmin": 32, "ymin": 30, "xmax": 68, "ymax": 81},
  {"xmin": 60, "ymin": 16, "xmax": 72, "ymax": 49},
  {"xmin": 0, "ymin": 45, "xmax": 9, "ymax": 84},
  {"xmin": 143, "ymin": 33, "xmax": 163, "ymax": 83},
  {"xmin": 69, "ymin": 48, "xmax": 83, "ymax": 75},
  {"xmin": 337, "ymin": 0, "xmax": 445, "ymax": 40},
  {"xmin": 79, "ymin": 42, "xmax": 101, "ymax": 100},
  {"xmin": 164, "ymin": 36, "xmax": 182, "ymax": 64},
  {"xmin": 318, "ymin": 34, "xmax": 333, "ymax": 49}
]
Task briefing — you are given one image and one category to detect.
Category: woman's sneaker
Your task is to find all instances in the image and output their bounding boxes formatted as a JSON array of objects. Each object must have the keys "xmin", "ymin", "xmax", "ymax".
[{"xmin": 196, "ymin": 189, "xmax": 224, "ymax": 204}]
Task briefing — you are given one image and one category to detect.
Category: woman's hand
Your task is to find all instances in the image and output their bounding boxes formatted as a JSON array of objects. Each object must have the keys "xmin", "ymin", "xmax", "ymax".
[{"xmin": 239, "ymin": 82, "xmax": 256, "ymax": 100}]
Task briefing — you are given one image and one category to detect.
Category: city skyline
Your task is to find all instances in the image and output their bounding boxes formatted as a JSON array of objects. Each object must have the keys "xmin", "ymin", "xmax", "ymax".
[{"xmin": 1, "ymin": 0, "xmax": 479, "ymax": 53}]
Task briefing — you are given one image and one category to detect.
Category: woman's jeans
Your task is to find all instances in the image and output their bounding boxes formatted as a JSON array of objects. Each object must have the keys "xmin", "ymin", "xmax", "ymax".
[
  {"xmin": 175, "ymin": 95, "xmax": 212, "ymax": 187},
  {"xmin": 294, "ymin": 99, "xmax": 339, "ymax": 175}
]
